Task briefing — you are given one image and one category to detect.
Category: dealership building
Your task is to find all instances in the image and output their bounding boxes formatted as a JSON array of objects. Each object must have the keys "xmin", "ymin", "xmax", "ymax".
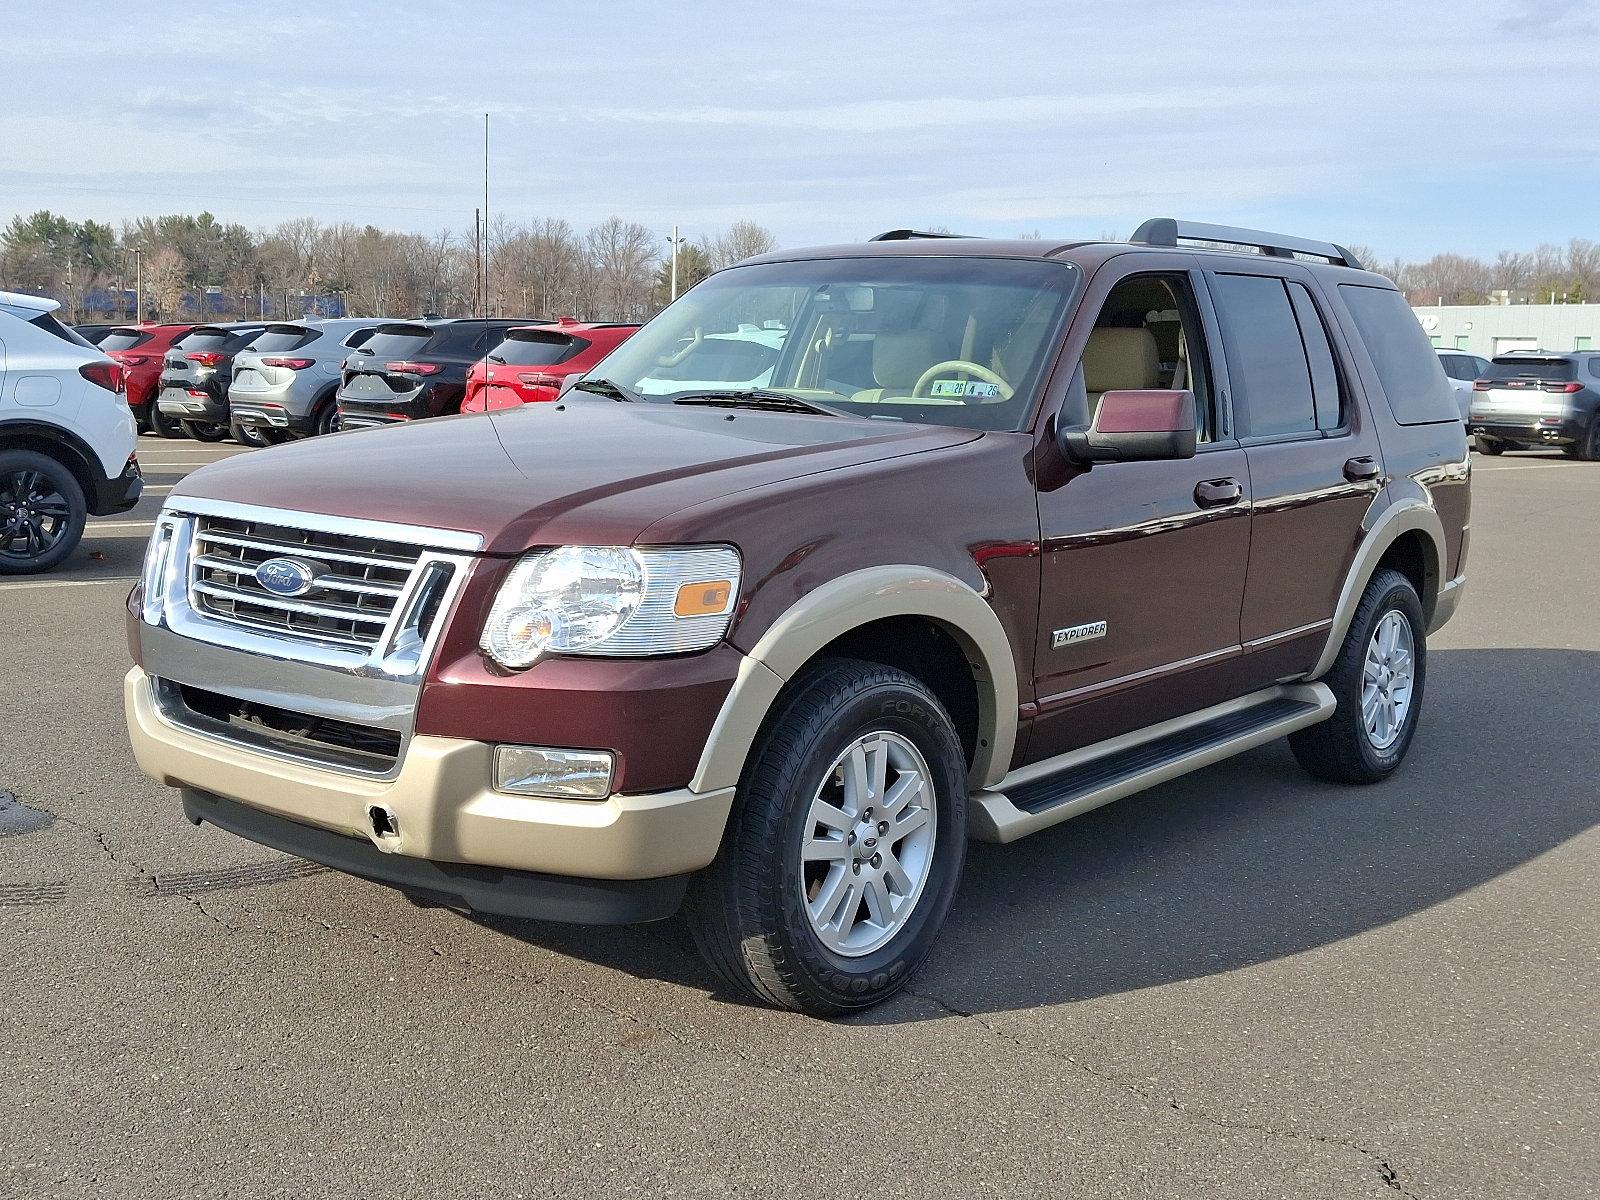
[{"xmin": 1412, "ymin": 304, "xmax": 1600, "ymax": 357}]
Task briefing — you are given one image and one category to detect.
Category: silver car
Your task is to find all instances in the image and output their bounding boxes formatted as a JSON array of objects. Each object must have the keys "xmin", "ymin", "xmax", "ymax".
[
  {"xmin": 228, "ymin": 319, "xmax": 385, "ymax": 442},
  {"xmin": 1435, "ymin": 348, "xmax": 1489, "ymax": 424}
]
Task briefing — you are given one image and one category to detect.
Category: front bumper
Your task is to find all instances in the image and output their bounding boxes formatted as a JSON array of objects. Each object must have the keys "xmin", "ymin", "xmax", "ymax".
[
  {"xmin": 181, "ymin": 789, "xmax": 691, "ymax": 923},
  {"xmin": 126, "ymin": 665, "xmax": 736, "ymax": 889}
]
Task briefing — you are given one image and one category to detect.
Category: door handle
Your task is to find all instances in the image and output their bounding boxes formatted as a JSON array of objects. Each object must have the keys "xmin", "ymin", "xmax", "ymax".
[
  {"xmin": 1344, "ymin": 456, "xmax": 1381, "ymax": 482},
  {"xmin": 1194, "ymin": 477, "xmax": 1244, "ymax": 508}
]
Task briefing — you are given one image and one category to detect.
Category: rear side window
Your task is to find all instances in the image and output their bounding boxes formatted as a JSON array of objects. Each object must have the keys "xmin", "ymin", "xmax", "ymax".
[
  {"xmin": 490, "ymin": 331, "xmax": 586, "ymax": 366},
  {"xmin": 360, "ymin": 326, "xmax": 434, "ymax": 357},
  {"xmin": 1286, "ymin": 282, "xmax": 1342, "ymax": 430},
  {"xmin": 343, "ymin": 328, "xmax": 376, "ymax": 349},
  {"xmin": 1591, "ymin": 359, "xmax": 1600, "ymax": 381},
  {"xmin": 99, "ymin": 329, "xmax": 152, "ymax": 351},
  {"xmin": 1339, "ymin": 285, "xmax": 1458, "ymax": 424},
  {"xmin": 1209, "ymin": 273, "xmax": 1317, "ymax": 438},
  {"xmin": 250, "ymin": 325, "xmax": 318, "ymax": 354},
  {"xmin": 28, "ymin": 311, "xmax": 95, "ymax": 349}
]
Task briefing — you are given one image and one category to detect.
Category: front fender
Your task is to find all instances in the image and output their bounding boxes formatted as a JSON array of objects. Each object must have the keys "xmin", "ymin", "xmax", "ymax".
[{"xmin": 690, "ymin": 566, "xmax": 1020, "ymax": 793}]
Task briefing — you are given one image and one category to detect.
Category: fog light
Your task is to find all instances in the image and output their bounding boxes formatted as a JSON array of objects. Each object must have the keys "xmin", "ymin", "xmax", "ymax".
[{"xmin": 493, "ymin": 746, "xmax": 614, "ymax": 800}]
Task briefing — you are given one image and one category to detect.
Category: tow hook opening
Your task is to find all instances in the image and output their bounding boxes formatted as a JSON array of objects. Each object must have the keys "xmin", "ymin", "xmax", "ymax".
[{"xmin": 367, "ymin": 804, "xmax": 400, "ymax": 842}]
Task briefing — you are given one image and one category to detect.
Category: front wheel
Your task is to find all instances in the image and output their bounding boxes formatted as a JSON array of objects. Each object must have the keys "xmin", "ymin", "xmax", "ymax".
[
  {"xmin": 0, "ymin": 450, "xmax": 88, "ymax": 575},
  {"xmin": 685, "ymin": 659, "xmax": 968, "ymax": 1016},
  {"xmin": 1291, "ymin": 568, "xmax": 1426, "ymax": 784}
]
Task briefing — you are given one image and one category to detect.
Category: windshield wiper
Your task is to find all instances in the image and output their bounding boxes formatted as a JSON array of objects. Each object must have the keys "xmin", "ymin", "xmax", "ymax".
[
  {"xmin": 487, "ymin": 353, "xmax": 505, "ymax": 364},
  {"xmin": 570, "ymin": 377, "xmax": 642, "ymax": 404},
  {"xmin": 672, "ymin": 389, "xmax": 845, "ymax": 417}
]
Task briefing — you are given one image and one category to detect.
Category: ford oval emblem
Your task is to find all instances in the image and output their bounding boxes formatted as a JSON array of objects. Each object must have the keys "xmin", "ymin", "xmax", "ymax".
[{"xmin": 254, "ymin": 557, "xmax": 322, "ymax": 598}]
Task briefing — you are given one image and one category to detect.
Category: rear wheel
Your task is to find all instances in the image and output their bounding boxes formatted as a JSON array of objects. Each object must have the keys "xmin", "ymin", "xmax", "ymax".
[
  {"xmin": 1574, "ymin": 417, "xmax": 1600, "ymax": 462},
  {"xmin": 230, "ymin": 421, "xmax": 280, "ymax": 448},
  {"xmin": 1473, "ymin": 435, "xmax": 1506, "ymax": 456},
  {"xmin": 685, "ymin": 659, "xmax": 967, "ymax": 1017},
  {"xmin": 312, "ymin": 396, "xmax": 341, "ymax": 437},
  {"xmin": 181, "ymin": 420, "xmax": 229, "ymax": 443},
  {"xmin": 149, "ymin": 405, "xmax": 184, "ymax": 439},
  {"xmin": 1291, "ymin": 568, "xmax": 1425, "ymax": 785},
  {"xmin": 0, "ymin": 450, "xmax": 87, "ymax": 575}
]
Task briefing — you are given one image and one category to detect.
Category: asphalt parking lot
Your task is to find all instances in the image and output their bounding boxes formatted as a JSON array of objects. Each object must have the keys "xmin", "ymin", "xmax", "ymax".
[{"xmin": 1, "ymin": 436, "xmax": 1595, "ymax": 1199}]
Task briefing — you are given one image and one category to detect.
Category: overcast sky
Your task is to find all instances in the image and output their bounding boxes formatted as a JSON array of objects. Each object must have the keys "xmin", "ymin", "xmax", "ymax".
[{"xmin": 3, "ymin": 0, "xmax": 1596, "ymax": 259}]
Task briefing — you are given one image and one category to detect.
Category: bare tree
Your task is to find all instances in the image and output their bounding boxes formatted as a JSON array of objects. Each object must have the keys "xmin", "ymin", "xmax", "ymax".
[
  {"xmin": 701, "ymin": 220, "xmax": 778, "ymax": 271},
  {"xmin": 586, "ymin": 217, "xmax": 659, "ymax": 321}
]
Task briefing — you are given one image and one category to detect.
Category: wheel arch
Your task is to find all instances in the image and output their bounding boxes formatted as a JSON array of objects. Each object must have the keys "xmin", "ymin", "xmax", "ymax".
[
  {"xmin": 1308, "ymin": 495, "xmax": 1447, "ymax": 680},
  {"xmin": 690, "ymin": 567, "xmax": 1020, "ymax": 794},
  {"xmin": 0, "ymin": 420, "xmax": 100, "ymax": 510}
]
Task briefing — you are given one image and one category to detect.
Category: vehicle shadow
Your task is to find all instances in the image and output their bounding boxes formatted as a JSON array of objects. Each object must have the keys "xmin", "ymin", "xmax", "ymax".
[{"xmin": 475, "ymin": 649, "xmax": 1600, "ymax": 1020}]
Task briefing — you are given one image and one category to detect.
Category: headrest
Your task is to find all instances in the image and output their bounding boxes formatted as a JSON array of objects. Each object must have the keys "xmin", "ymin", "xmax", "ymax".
[
  {"xmin": 1082, "ymin": 327, "xmax": 1160, "ymax": 394},
  {"xmin": 873, "ymin": 330, "xmax": 941, "ymax": 391}
]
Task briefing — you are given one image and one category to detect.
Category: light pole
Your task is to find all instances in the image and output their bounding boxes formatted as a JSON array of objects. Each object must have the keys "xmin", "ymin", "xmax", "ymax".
[
  {"xmin": 133, "ymin": 248, "xmax": 143, "ymax": 322},
  {"xmin": 668, "ymin": 225, "xmax": 687, "ymax": 301}
]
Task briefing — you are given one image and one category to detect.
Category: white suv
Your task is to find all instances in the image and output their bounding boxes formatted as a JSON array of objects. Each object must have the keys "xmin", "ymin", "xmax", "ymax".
[{"xmin": 0, "ymin": 289, "xmax": 142, "ymax": 573}]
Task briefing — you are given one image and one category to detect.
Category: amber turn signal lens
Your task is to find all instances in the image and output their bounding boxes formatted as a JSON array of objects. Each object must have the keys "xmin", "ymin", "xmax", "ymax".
[{"xmin": 674, "ymin": 580, "xmax": 733, "ymax": 617}]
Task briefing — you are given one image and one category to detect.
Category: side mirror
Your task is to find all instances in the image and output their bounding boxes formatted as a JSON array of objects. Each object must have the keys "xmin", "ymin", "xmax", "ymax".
[
  {"xmin": 556, "ymin": 373, "xmax": 580, "ymax": 399},
  {"xmin": 1058, "ymin": 389, "xmax": 1197, "ymax": 464}
]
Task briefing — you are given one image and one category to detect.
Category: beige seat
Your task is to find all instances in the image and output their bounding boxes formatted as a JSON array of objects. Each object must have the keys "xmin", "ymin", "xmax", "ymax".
[
  {"xmin": 1083, "ymin": 327, "xmax": 1160, "ymax": 415},
  {"xmin": 851, "ymin": 329, "xmax": 946, "ymax": 403}
]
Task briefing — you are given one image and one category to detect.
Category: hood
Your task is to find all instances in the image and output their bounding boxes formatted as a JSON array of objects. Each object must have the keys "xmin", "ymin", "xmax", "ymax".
[{"xmin": 172, "ymin": 398, "xmax": 982, "ymax": 553}]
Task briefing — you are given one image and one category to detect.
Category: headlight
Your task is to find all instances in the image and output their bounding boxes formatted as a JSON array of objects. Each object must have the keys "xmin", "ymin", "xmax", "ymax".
[
  {"xmin": 139, "ymin": 513, "xmax": 181, "ymax": 624},
  {"xmin": 480, "ymin": 544, "xmax": 740, "ymax": 669}
]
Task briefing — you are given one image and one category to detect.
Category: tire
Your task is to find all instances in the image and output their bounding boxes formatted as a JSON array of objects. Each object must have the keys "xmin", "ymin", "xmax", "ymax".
[
  {"xmin": 1290, "ymin": 568, "xmax": 1426, "ymax": 785},
  {"xmin": 1473, "ymin": 434, "xmax": 1505, "ymax": 456},
  {"xmin": 685, "ymin": 658, "xmax": 968, "ymax": 1017},
  {"xmin": 229, "ymin": 421, "xmax": 279, "ymax": 448},
  {"xmin": 0, "ymin": 450, "xmax": 88, "ymax": 575},
  {"xmin": 149, "ymin": 405, "xmax": 184, "ymax": 439},
  {"xmin": 1575, "ymin": 417, "xmax": 1600, "ymax": 462},
  {"xmin": 312, "ymin": 396, "xmax": 340, "ymax": 437},
  {"xmin": 181, "ymin": 420, "xmax": 229, "ymax": 443}
]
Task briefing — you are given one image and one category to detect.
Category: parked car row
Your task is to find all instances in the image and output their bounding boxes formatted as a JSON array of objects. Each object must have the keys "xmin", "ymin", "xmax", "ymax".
[{"xmin": 72, "ymin": 315, "xmax": 643, "ymax": 446}]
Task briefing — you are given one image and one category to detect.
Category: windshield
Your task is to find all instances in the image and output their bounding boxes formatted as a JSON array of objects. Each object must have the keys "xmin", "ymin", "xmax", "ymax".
[
  {"xmin": 1486, "ymin": 357, "xmax": 1573, "ymax": 382},
  {"xmin": 590, "ymin": 257, "xmax": 1080, "ymax": 431}
]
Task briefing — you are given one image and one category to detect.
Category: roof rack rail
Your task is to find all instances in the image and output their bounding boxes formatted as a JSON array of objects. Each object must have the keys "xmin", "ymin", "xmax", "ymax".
[
  {"xmin": 869, "ymin": 229, "xmax": 976, "ymax": 241},
  {"xmin": 1129, "ymin": 218, "xmax": 1363, "ymax": 270}
]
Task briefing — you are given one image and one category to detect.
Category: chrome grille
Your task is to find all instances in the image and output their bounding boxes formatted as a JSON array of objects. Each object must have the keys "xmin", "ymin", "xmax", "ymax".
[{"xmin": 189, "ymin": 514, "xmax": 424, "ymax": 648}]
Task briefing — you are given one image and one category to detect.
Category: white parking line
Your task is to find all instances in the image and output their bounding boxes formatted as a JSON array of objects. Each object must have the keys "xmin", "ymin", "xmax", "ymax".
[
  {"xmin": 1474, "ymin": 462, "xmax": 1593, "ymax": 472},
  {"xmin": 0, "ymin": 575, "xmax": 138, "ymax": 592},
  {"xmin": 86, "ymin": 520, "xmax": 154, "ymax": 532}
]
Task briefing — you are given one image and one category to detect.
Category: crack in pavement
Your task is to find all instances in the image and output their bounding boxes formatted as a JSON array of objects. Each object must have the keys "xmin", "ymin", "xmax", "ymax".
[{"xmin": 910, "ymin": 989, "xmax": 1420, "ymax": 1199}]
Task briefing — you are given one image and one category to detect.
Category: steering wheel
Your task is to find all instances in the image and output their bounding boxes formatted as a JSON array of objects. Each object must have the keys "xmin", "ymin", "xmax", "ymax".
[{"xmin": 911, "ymin": 360, "xmax": 1014, "ymax": 401}]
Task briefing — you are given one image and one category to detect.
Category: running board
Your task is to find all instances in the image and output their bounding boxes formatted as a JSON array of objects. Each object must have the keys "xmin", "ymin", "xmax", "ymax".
[{"xmin": 969, "ymin": 683, "xmax": 1335, "ymax": 844}]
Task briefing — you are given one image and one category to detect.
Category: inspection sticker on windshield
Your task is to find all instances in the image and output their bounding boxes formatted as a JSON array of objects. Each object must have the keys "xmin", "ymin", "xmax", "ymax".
[{"xmin": 929, "ymin": 379, "xmax": 1001, "ymax": 399}]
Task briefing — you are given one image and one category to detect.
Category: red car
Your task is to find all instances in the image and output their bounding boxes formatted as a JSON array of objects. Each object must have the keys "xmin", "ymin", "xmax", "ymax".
[
  {"xmin": 461, "ymin": 318, "xmax": 640, "ymax": 412},
  {"xmin": 99, "ymin": 324, "xmax": 195, "ymax": 437}
]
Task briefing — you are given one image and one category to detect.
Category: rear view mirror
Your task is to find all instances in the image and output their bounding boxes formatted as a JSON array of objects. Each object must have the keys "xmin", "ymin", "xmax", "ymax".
[{"xmin": 1058, "ymin": 389, "xmax": 1197, "ymax": 464}]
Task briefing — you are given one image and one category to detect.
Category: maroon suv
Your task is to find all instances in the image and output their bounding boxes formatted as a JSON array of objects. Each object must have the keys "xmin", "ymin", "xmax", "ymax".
[{"xmin": 124, "ymin": 220, "xmax": 1470, "ymax": 1016}]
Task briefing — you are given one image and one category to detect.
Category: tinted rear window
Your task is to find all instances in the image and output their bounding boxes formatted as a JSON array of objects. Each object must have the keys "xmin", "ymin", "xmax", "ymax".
[
  {"xmin": 360, "ymin": 326, "xmax": 434, "ymax": 357},
  {"xmin": 490, "ymin": 331, "xmax": 584, "ymax": 366},
  {"xmin": 1338, "ymin": 285, "xmax": 1458, "ymax": 424},
  {"xmin": 176, "ymin": 328, "xmax": 236, "ymax": 351},
  {"xmin": 99, "ymin": 328, "xmax": 152, "ymax": 351},
  {"xmin": 1486, "ymin": 357, "xmax": 1574, "ymax": 382},
  {"xmin": 1209, "ymin": 273, "xmax": 1317, "ymax": 438},
  {"xmin": 249, "ymin": 325, "xmax": 319, "ymax": 354}
]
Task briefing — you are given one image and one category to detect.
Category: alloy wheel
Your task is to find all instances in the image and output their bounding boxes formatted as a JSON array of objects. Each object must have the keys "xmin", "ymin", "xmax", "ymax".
[
  {"xmin": 0, "ymin": 469, "xmax": 73, "ymax": 565},
  {"xmin": 1361, "ymin": 610, "xmax": 1416, "ymax": 751},
  {"xmin": 799, "ymin": 730, "xmax": 938, "ymax": 957}
]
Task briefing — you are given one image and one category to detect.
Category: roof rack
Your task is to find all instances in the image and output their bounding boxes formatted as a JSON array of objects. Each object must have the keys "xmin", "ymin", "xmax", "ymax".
[
  {"xmin": 1130, "ymin": 218, "xmax": 1363, "ymax": 270},
  {"xmin": 869, "ymin": 229, "xmax": 976, "ymax": 241}
]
